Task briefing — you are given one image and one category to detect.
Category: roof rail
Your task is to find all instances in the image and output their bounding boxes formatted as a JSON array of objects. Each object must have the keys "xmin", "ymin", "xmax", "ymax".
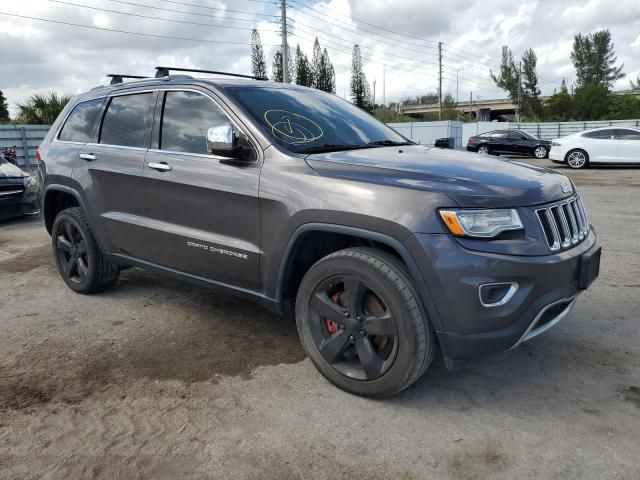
[
  {"xmin": 107, "ymin": 74, "xmax": 148, "ymax": 85},
  {"xmin": 154, "ymin": 66, "xmax": 267, "ymax": 81}
]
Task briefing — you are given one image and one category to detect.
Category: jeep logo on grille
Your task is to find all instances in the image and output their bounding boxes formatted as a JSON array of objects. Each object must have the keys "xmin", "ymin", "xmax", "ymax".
[{"xmin": 561, "ymin": 183, "xmax": 572, "ymax": 194}]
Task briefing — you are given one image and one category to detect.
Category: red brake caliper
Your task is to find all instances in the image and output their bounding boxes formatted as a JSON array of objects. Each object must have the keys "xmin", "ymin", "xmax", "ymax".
[{"xmin": 325, "ymin": 292, "xmax": 342, "ymax": 335}]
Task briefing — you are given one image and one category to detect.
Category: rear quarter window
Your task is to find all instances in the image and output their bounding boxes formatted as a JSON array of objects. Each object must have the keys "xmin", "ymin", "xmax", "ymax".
[{"xmin": 58, "ymin": 98, "xmax": 104, "ymax": 143}]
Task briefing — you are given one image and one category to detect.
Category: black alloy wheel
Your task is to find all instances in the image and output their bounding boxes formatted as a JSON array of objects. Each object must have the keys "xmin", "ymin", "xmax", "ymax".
[
  {"xmin": 55, "ymin": 220, "xmax": 89, "ymax": 284},
  {"xmin": 51, "ymin": 207, "xmax": 119, "ymax": 293},
  {"xmin": 308, "ymin": 274, "xmax": 398, "ymax": 381},
  {"xmin": 296, "ymin": 247, "xmax": 435, "ymax": 397}
]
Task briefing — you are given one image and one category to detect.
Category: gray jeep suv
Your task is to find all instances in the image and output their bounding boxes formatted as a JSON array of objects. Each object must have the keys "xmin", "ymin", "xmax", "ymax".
[{"xmin": 37, "ymin": 68, "xmax": 601, "ymax": 397}]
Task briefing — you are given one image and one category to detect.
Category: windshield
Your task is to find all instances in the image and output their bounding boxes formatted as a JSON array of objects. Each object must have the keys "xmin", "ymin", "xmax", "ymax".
[{"xmin": 225, "ymin": 86, "xmax": 412, "ymax": 154}]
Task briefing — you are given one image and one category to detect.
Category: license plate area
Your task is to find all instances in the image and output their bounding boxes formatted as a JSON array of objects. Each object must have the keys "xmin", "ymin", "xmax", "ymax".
[{"xmin": 578, "ymin": 246, "xmax": 601, "ymax": 290}]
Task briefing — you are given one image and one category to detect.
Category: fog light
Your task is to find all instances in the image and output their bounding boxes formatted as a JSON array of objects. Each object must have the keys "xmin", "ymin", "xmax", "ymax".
[{"xmin": 479, "ymin": 282, "xmax": 518, "ymax": 307}]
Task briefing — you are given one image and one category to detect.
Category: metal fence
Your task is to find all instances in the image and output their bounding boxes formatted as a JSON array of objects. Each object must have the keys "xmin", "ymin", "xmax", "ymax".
[
  {"xmin": 389, "ymin": 119, "xmax": 640, "ymax": 148},
  {"xmin": 0, "ymin": 125, "xmax": 51, "ymax": 167},
  {"xmin": 388, "ymin": 121, "xmax": 463, "ymax": 148}
]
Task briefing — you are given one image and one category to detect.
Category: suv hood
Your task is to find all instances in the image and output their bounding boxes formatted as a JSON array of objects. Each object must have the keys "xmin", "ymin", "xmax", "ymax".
[
  {"xmin": 305, "ymin": 145, "xmax": 574, "ymax": 208},
  {"xmin": 0, "ymin": 161, "xmax": 27, "ymax": 180}
]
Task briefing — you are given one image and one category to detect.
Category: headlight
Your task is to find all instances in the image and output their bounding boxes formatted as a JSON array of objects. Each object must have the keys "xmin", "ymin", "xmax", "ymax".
[
  {"xmin": 24, "ymin": 175, "xmax": 38, "ymax": 193},
  {"xmin": 439, "ymin": 209, "xmax": 523, "ymax": 238}
]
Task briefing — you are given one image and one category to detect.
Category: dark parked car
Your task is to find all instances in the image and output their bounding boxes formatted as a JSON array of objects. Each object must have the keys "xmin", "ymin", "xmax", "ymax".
[
  {"xmin": 467, "ymin": 129, "xmax": 551, "ymax": 158},
  {"xmin": 37, "ymin": 68, "xmax": 600, "ymax": 397},
  {"xmin": 0, "ymin": 155, "xmax": 40, "ymax": 221}
]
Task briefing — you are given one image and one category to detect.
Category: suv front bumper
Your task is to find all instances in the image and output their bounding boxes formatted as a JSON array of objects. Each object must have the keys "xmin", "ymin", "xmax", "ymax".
[{"xmin": 405, "ymin": 229, "xmax": 600, "ymax": 361}]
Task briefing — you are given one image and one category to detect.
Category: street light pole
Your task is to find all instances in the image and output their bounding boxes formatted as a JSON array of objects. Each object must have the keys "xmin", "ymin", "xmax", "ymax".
[
  {"xmin": 456, "ymin": 68, "xmax": 464, "ymax": 120},
  {"xmin": 382, "ymin": 64, "xmax": 387, "ymax": 107}
]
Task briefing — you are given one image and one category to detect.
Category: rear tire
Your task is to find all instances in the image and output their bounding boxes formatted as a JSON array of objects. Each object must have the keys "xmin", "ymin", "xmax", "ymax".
[
  {"xmin": 477, "ymin": 144, "xmax": 490, "ymax": 155},
  {"xmin": 534, "ymin": 146, "xmax": 548, "ymax": 159},
  {"xmin": 295, "ymin": 247, "xmax": 435, "ymax": 397},
  {"xmin": 566, "ymin": 149, "xmax": 589, "ymax": 169},
  {"xmin": 52, "ymin": 207, "xmax": 119, "ymax": 293}
]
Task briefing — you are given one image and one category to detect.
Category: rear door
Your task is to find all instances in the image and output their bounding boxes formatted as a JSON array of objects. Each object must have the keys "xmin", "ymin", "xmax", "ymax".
[
  {"xmin": 73, "ymin": 91, "xmax": 156, "ymax": 258},
  {"xmin": 580, "ymin": 129, "xmax": 617, "ymax": 163},
  {"xmin": 613, "ymin": 129, "xmax": 640, "ymax": 163},
  {"xmin": 142, "ymin": 88, "xmax": 261, "ymax": 290},
  {"xmin": 489, "ymin": 131, "xmax": 509, "ymax": 153}
]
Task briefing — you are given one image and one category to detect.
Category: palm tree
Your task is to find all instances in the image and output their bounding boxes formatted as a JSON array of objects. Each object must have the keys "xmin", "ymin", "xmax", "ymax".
[{"xmin": 17, "ymin": 92, "xmax": 71, "ymax": 124}]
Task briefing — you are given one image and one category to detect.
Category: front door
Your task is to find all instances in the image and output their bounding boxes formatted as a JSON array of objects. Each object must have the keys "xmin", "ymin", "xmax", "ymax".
[
  {"xmin": 142, "ymin": 89, "xmax": 261, "ymax": 290},
  {"xmin": 73, "ymin": 91, "xmax": 155, "ymax": 259}
]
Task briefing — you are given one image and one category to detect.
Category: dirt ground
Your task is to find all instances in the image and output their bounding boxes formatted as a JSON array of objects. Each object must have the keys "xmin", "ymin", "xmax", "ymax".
[{"xmin": 0, "ymin": 160, "xmax": 639, "ymax": 479}]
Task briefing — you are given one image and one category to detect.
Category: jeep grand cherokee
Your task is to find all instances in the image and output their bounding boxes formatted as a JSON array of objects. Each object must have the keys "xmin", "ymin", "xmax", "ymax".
[{"xmin": 37, "ymin": 68, "xmax": 601, "ymax": 397}]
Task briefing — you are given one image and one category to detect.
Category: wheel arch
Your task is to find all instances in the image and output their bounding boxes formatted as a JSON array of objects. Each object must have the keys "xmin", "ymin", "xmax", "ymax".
[
  {"xmin": 275, "ymin": 223, "xmax": 444, "ymax": 332},
  {"xmin": 43, "ymin": 184, "xmax": 105, "ymax": 251}
]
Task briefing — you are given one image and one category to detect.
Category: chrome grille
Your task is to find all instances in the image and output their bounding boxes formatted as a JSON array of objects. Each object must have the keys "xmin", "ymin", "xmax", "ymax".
[{"xmin": 536, "ymin": 196, "xmax": 589, "ymax": 251}]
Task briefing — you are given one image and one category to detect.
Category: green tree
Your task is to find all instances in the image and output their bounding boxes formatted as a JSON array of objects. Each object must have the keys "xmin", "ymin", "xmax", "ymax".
[
  {"xmin": 294, "ymin": 44, "xmax": 312, "ymax": 87},
  {"xmin": 250, "ymin": 29, "xmax": 267, "ymax": 79},
  {"xmin": 572, "ymin": 84, "xmax": 611, "ymax": 120},
  {"xmin": 441, "ymin": 93, "xmax": 458, "ymax": 120},
  {"xmin": 310, "ymin": 37, "xmax": 323, "ymax": 89},
  {"xmin": 570, "ymin": 30, "xmax": 625, "ymax": 89},
  {"xmin": 521, "ymin": 48, "xmax": 542, "ymax": 118},
  {"xmin": 0, "ymin": 90, "xmax": 9, "ymax": 123},
  {"xmin": 17, "ymin": 92, "xmax": 71, "ymax": 124},
  {"xmin": 542, "ymin": 79, "xmax": 573, "ymax": 121},
  {"xmin": 315, "ymin": 48, "xmax": 336, "ymax": 93},
  {"xmin": 490, "ymin": 46, "xmax": 519, "ymax": 101},
  {"xmin": 606, "ymin": 94, "xmax": 640, "ymax": 119},
  {"xmin": 350, "ymin": 44, "xmax": 372, "ymax": 110},
  {"xmin": 271, "ymin": 47, "xmax": 292, "ymax": 83}
]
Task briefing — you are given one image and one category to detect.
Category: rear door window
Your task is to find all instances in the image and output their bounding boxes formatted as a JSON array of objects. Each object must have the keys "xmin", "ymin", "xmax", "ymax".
[
  {"xmin": 159, "ymin": 91, "xmax": 229, "ymax": 155},
  {"xmin": 58, "ymin": 98, "xmax": 104, "ymax": 143},
  {"xmin": 100, "ymin": 93, "xmax": 154, "ymax": 148}
]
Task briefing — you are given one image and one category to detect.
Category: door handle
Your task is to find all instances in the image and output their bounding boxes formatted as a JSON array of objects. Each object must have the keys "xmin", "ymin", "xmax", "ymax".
[
  {"xmin": 148, "ymin": 161, "xmax": 172, "ymax": 172},
  {"xmin": 79, "ymin": 153, "xmax": 96, "ymax": 161}
]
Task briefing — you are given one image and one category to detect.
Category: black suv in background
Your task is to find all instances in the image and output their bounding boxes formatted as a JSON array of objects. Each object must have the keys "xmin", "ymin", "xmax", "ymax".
[
  {"xmin": 467, "ymin": 129, "xmax": 551, "ymax": 158},
  {"xmin": 37, "ymin": 68, "xmax": 600, "ymax": 397}
]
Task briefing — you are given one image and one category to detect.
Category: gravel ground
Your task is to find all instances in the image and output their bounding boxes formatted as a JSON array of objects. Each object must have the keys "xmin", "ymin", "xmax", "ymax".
[{"xmin": 0, "ymin": 160, "xmax": 639, "ymax": 479}]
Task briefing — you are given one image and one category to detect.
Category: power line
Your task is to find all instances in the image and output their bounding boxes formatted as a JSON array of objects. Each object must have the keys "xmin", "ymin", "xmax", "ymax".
[
  {"xmin": 0, "ymin": 11, "xmax": 279, "ymax": 46},
  {"xmin": 291, "ymin": 0, "xmax": 439, "ymax": 47},
  {"xmin": 103, "ymin": 0, "xmax": 271, "ymax": 21},
  {"xmin": 47, "ymin": 0, "xmax": 278, "ymax": 34},
  {"xmin": 152, "ymin": 0, "xmax": 275, "ymax": 17},
  {"xmin": 288, "ymin": 1, "xmax": 437, "ymax": 55}
]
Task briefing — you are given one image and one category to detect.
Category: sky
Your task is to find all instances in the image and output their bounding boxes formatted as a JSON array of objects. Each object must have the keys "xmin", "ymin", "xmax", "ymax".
[{"xmin": 1, "ymin": 0, "xmax": 639, "ymax": 116}]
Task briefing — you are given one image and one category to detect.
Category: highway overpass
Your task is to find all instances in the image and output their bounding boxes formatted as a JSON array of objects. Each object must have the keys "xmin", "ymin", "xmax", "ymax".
[{"xmin": 402, "ymin": 89, "xmax": 640, "ymax": 121}]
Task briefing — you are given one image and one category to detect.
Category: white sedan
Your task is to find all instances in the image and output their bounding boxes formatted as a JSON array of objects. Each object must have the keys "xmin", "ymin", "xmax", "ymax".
[{"xmin": 549, "ymin": 126, "xmax": 640, "ymax": 169}]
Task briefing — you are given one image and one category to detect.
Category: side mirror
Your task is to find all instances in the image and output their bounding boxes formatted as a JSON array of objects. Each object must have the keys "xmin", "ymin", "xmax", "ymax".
[
  {"xmin": 207, "ymin": 123, "xmax": 234, "ymax": 154},
  {"xmin": 206, "ymin": 123, "xmax": 254, "ymax": 162}
]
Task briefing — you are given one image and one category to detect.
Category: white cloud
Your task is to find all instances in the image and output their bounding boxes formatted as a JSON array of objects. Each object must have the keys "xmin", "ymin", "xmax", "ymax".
[{"xmin": 0, "ymin": 0, "xmax": 639, "ymax": 115}]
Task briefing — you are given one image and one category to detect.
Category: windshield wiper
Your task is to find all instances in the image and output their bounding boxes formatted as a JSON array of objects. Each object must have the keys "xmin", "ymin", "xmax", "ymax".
[
  {"xmin": 366, "ymin": 140, "xmax": 414, "ymax": 146},
  {"xmin": 298, "ymin": 143, "xmax": 375, "ymax": 154}
]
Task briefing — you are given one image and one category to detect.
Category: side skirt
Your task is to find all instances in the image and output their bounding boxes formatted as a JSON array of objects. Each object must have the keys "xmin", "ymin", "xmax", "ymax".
[{"xmin": 106, "ymin": 252, "xmax": 282, "ymax": 315}]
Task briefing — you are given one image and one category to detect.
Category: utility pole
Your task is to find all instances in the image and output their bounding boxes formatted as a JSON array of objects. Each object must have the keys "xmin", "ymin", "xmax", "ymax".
[
  {"xmin": 280, "ymin": 0, "xmax": 288, "ymax": 83},
  {"xmin": 382, "ymin": 64, "xmax": 386, "ymax": 107},
  {"xmin": 438, "ymin": 42, "xmax": 443, "ymax": 120},
  {"xmin": 456, "ymin": 68, "xmax": 464, "ymax": 120},
  {"xmin": 372, "ymin": 79, "xmax": 376, "ymax": 107},
  {"xmin": 469, "ymin": 91, "xmax": 473, "ymax": 120},
  {"xmin": 516, "ymin": 61, "xmax": 522, "ymax": 123}
]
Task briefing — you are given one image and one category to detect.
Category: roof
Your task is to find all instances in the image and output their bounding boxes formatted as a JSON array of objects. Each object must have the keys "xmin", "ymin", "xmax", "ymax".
[{"xmin": 84, "ymin": 75, "xmax": 312, "ymax": 99}]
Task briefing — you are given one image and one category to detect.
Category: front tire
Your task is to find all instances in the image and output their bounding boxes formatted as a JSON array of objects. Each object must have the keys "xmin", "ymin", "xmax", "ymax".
[
  {"xmin": 566, "ymin": 149, "xmax": 589, "ymax": 169},
  {"xmin": 52, "ymin": 207, "xmax": 119, "ymax": 293},
  {"xmin": 295, "ymin": 247, "xmax": 435, "ymax": 397}
]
